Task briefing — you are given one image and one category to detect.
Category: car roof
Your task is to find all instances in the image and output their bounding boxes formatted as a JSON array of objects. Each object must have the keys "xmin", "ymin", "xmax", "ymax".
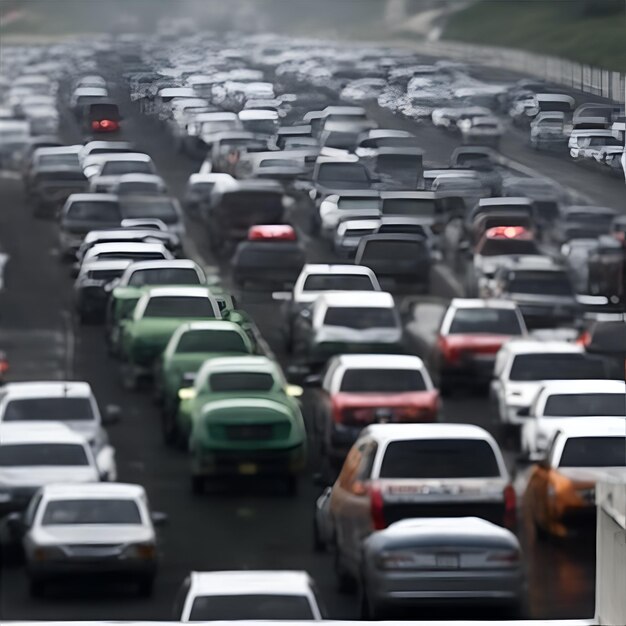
[
  {"xmin": 554, "ymin": 419, "xmax": 626, "ymax": 438},
  {"xmin": 40, "ymin": 482, "xmax": 146, "ymax": 500},
  {"xmin": 500, "ymin": 340, "xmax": 583, "ymax": 355},
  {"xmin": 0, "ymin": 422, "xmax": 86, "ymax": 444},
  {"xmin": 125, "ymin": 260, "xmax": 201, "ymax": 272},
  {"xmin": 238, "ymin": 109, "xmax": 278, "ymax": 121},
  {"xmin": 384, "ymin": 516, "xmax": 516, "ymax": 539},
  {"xmin": 79, "ymin": 260, "xmax": 132, "ymax": 272},
  {"xmin": 86, "ymin": 242, "xmax": 168, "ymax": 254},
  {"xmin": 449, "ymin": 298, "xmax": 519, "ymax": 310},
  {"xmin": 540, "ymin": 380, "xmax": 625, "ymax": 394},
  {"xmin": 116, "ymin": 173, "xmax": 164, "ymax": 184},
  {"xmin": 362, "ymin": 423, "xmax": 494, "ymax": 444},
  {"xmin": 1, "ymin": 381, "xmax": 93, "ymax": 400},
  {"xmin": 317, "ymin": 291, "xmax": 394, "ymax": 308},
  {"xmin": 563, "ymin": 205, "xmax": 617, "ymax": 216},
  {"xmin": 478, "ymin": 197, "xmax": 534, "ymax": 207},
  {"xmin": 34, "ymin": 145, "xmax": 82, "ymax": 156},
  {"xmin": 97, "ymin": 152, "xmax": 152, "ymax": 162},
  {"xmin": 189, "ymin": 570, "xmax": 313, "ymax": 595},
  {"xmin": 143, "ymin": 286, "xmax": 212, "ymax": 298},
  {"xmin": 333, "ymin": 354, "xmax": 426, "ymax": 370},
  {"xmin": 301, "ymin": 264, "xmax": 375, "ymax": 276},
  {"xmin": 199, "ymin": 355, "xmax": 277, "ymax": 376},
  {"xmin": 67, "ymin": 193, "xmax": 119, "ymax": 203}
]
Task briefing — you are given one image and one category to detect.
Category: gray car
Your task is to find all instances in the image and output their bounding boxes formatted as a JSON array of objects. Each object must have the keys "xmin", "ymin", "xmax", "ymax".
[{"xmin": 361, "ymin": 516, "xmax": 526, "ymax": 618}]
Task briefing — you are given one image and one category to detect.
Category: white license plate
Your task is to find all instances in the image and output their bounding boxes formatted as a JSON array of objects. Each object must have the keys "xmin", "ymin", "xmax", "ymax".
[{"xmin": 436, "ymin": 554, "xmax": 459, "ymax": 569}]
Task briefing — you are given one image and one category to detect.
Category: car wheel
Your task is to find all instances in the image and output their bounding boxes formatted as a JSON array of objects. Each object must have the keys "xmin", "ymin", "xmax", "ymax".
[
  {"xmin": 28, "ymin": 578, "xmax": 45, "ymax": 598},
  {"xmin": 137, "ymin": 576, "xmax": 154, "ymax": 598},
  {"xmin": 191, "ymin": 474, "xmax": 205, "ymax": 495}
]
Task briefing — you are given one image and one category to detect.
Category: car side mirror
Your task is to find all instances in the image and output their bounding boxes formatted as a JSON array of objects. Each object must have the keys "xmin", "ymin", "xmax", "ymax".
[
  {"xmin": 151, "ymin": 511, "xmax": 168, "ymax": 527},
  {"xmin": 102, "ymin": 404, "xmax": 121, "ymax": 425}
]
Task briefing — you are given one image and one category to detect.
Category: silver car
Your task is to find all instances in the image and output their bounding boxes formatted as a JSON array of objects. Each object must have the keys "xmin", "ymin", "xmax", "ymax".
[{"xmin": 361, "ymin": 517, "xmax": 525, "ymax": 618}]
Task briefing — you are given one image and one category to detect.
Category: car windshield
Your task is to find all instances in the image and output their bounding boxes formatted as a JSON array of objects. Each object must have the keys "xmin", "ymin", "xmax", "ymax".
[
  {"xmin": 509, "ymin": 354, "xmax": 609, "ymax": 381},
  {"xmin": 142, "ymin": 296, "xmax": 216, "ymax": 319},
  {"xmin": 176, "ymin": 330, "xmax": 247, "ymax": 353},
  {"xmin": 39, "ymin": 154, "xmax": 79, "ymax": 167},
  {"xmin": 119, "ymin": 182, "xmax": 160, "ymax": 195},
  {"xmin": 360, "ymin": 240, "xmax": 427, "ymax": 259},
  {"xmin": 448, "ymin": 308, "xmax": 523, "ymax": 335},
  {"xmin": 302, "ymin": 274, "xmax": 374, "ymax": 291},
  {"xmin": 318, "ymin": 163, "xmax": 370, "ymax": 183},
  {"xmin": 41, "ymin": 499, "xmax": 142, "ymax": 525},
  {"xmin": 67, "ymin": 201, "xmax": 121, "ymax": 222},
  {"xmin": 128, "ymin": 268, "xmax": 200, "ymax": 286},
  {"xmin": 100, "ymin": 161, "xmax": 153, "ymax": 176},
  {"xmin": 508, "ymin": 271, "xmax": 573, "ymax": 296},
  {"xmin": 188, "ymin": 594, "xmax": 314, "ymax": 621},
  {"xmin": 558, "ymin": 437, "xmax": 626, "ymax": 468},
  {"xmin": 121, "ymin": 199, "xmax": 179, "ymax": 224},
  {"xmin": 379, "ymin": 439, "xmax": 501, "ymax": 478},
  {"xmin": 337, "ymin": 198, "xmax": 379, "ymax": 211},
  {"xmin": 340, "ymin": 368, "xmax": 426, "ymax": 392},
  {"xmin": 86, "ymin": 268, "xmax": 126, "ymax": 281},
  {"xmin": 3, "ymin": 397, "xmax": 94, "ymax": 422},
  {"xmin": 323, "ymin": 307, "xmax": 396, "ymax": 329},
  {"xmin": 479, "ymin": 238, "xmax": 539, "ymax": 256},
  {"xmin": 543, "ymin": 393, "xmax": 626, "ymax": 417},
  {"xmin": 209, "ymin": 372, "xmax": 275, "ymax": 392},
  {"xmin": 0, "ymin": 443, "xmax": 89, "ymax": 467}
]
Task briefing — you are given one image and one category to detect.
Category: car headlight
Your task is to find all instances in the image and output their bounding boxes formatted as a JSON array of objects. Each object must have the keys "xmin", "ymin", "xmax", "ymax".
[{"xmin": 123, "ymin": 542, "xmax": 156, "ymax": 560}]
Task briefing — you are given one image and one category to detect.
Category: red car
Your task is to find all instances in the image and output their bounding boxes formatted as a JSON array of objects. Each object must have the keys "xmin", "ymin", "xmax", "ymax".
[
  {"xmin": 308, "ymin": 354, "xmax": 439, "ymax": 474},
  {"xmin": 432, "ymin": 298, "xmax": 528, "ymax": 393}
]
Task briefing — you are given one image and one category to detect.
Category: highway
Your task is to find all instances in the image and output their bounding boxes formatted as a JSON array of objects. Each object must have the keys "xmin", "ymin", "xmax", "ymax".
[{"xmin": 0, "ymin": 56, "xmax": 618, "ymax": 620}]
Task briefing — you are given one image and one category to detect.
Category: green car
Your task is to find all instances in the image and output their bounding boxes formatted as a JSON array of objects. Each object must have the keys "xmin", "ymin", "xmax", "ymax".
[
  {"xmin": 118, "ymin": 286, "xmax": 222, "ymax": 388},
  {"xmin": 105, "ymin": 259, "xmax": 213, "ymax": 355},
  {"xmin": 156, "ymin": 320, "xmax": 255, "ymax": 430}
]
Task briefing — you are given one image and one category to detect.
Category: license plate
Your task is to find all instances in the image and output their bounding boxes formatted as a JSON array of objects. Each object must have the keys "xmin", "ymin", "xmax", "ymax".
[
  {"xmin": 436, "ymin": 554, "xmax": 459, "ymax": 569},
  {"xmin": 238, "ymin": 463, "xmax": 258, "ymax": 475}
]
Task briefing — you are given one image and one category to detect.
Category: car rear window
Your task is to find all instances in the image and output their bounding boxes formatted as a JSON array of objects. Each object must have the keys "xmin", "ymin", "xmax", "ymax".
[
  {"xmin": 558, "ymin": 437, "xmax": 626, "ymax": 468},
  {"xmin": 39, "ymin": 154, "xmax": 80, "ymax": 167},
  {"xmin": 121, "ymin": 198, "xmax": 179, "ymax": 224},
  {"xmin": 127, "ymin": 268, "xmax": 201, "ymax": 287},
  {"xmin": 382, "ymin": 198, "xmax": 436, "ymax": 217},
  {"xmin": 100, "ymin": 161, "xmax": 153, "ymax": 176},
  {"xmin": 509, "ymin": 354, "xmax": 608, "ymax": 382},
  {"xmin": 142, "ymin": 296, "xmax": 216, "ymax": 319},
  {"xmin": 323, "ymin": 307, "xmax": 396, "ymax": 329},
  {"xmin": 209, "ymin": 372, "xmax": 275, "ymax": 392},
  {"xmin": 3, "ymin": 398, "xmax": 94, "ymax": 422},
  {"xmin": 176, "ymin": 330, "xmax": 247, "ymax": 354},
  {"xmin": 479, "ymin": 238, "xmax": 539, "ymax": 256},
  {"xmin": 302, "ymin": 274, "xmax": 374, "ymax": 291},
  {"xmin": 189, "ymin": 594, "xmax": 314, "ymax": 621},
  {"xmin": 118, "ymin": 182, "xmax": 161, "ymax": 195},
  {"xmin": 86, "ymin": 268, "xmax": 126, "ymax": 282},
  {"xmin": 448, "ymin": 308, "xmax": 523, "ymax": 335},
  {"xmin": 42, "ymin": 499, "xmax": 142, "ymax": 525},
  {"xmin": 66, "ymin": 201, "xmax": 122, "ymax": 222},
  {"xmin": 543, "ymin": 393, "xmax": 626, "ymax": 417},
  {"xmin": 0, "ymin": 443, "xmax": 89, "ymax": 467},
  {"xmin": 340, "ymin": 368, "xmax": 426, "ymax": 393},
  {"xmin": 318, "ymin": 163, "xmax": 370, "ymax": 183},
  {"xmin": 379, "ymin": 439, "xmax": 501, "ymax": 479},
  {"xmin": 508, "ymin": 271, "xmax": 573, "ymax": 296},
  {"xmin": 360, "ymin": 240, "xmax": 427, "ymax": 259}
]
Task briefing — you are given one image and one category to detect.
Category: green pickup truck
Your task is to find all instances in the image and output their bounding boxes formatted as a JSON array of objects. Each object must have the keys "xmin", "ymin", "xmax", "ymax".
[
  {"xmin": 118, "ymin": 286, "xmax": 222, "ymax": 389},
  {"xmin": 176, "ymin": 356, "xmax": 306, "ymax": 494},
  {"xmin": 155, "ymin": 320, "xmax": 255, "ymax": 431}
]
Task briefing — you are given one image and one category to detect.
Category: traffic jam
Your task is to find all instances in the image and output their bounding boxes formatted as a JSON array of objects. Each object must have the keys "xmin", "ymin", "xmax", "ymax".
[{"xmin": 0, "ymin": 29, "xmax": 625, "ymax": 623}]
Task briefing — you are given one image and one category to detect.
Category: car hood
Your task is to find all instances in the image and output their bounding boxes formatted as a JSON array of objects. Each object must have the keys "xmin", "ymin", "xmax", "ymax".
[
  {"xmin": 0, "ymin": 467, "xmax": 99, "ymax": 487},
  {"xmin": 33, "ymin": 524, "xmax": 152, "ymax": 546}
]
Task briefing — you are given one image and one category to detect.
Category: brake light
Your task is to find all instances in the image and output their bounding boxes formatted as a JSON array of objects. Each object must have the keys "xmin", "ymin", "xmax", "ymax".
[
  {"xmin": 91, "ymin": 120, "xmax": 100, "ymax": 130},
  {"xmin": 0, "ymin": 353, "xmax": 8, "ymax": 375},
  {"xmin": 487, "ymin": 549, "xmax": 519, "ymax": 564},
  {"xmin": 576, "ymin": 330, "xmax": 591, "ymax": 346},
  {"xmin": 92, "ymin": 119, "xmax": 118, "ymax": 131},
  {"xmin": 248, "ymin": 225, "xmax": 296, "ymax": 241},
  {"xmin": 437, "ymin": 335, "xmax": 460, "ymax": 365},
  {"xmin": 370, "ymin": 483, "xmax": 386, "ymax": 530},
  {"xmin": 486, "ymin": 226, "xmax": 532, "ymax": 240},
  {"xmin": 503, "ymin": 484, "xmax": 517, "ymax": 528}
]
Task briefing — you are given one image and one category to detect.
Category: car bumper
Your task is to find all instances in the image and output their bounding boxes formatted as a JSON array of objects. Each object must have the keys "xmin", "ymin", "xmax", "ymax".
[
  {"xmin": 27, "ymin": 559, "xmax": 156, "ymax": 579},
  {"xmin": 442, "ymin": 355, "xmax": 497, "ymax": 382}
]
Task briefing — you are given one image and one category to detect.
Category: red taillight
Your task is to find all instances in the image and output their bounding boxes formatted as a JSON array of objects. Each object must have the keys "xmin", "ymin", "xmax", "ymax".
[
  {"xmin": 576, "ymin": 330, "xmax": 591, "ymax": 347},
  {"xmin": 91, "ymin": 120, "xmax": 100, "ymax": 130},
  {"xmin": 0, "ymin": 353, "xmax": 8, "ymax": 375},
  {"xmin": 503, "ymin": 484, "xmax": 517, "ymax": 528},
  {"xmin": 92, "ymin": 119, "xmax": 118, "ymax": 131},
  {"xmin": 248, "ymin": 225, "xmax": 296, "ymax": 241},
  {"xmin": 437, "ymin": 335, "xmax": 460, "ymax": 365},
  {"xmin": 370, "ymin": 483, "xmax": 386, "ymax": 530},
  {"xmin": 487, "ymin": 549, "xmax": 519, "ymax": 564},
  {"xmin": 486, "ymin": 226, "xmax": 532, "ymax": 240}
]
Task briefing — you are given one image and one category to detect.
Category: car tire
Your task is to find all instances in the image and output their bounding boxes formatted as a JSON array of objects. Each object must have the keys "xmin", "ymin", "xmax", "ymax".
[
  {"xmin": 137, "ymin": 576, "xmax": 154, "ymax": 598},
  {"xmin": 191, "ymin": 474, "xmax": 205, "ymax": 495},
  {"xmin": 28, "ymin": 578, "xmax": 45, "ymax": 598}
]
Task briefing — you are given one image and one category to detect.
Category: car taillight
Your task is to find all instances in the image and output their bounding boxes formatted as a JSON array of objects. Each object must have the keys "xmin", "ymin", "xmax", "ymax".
[
  {"xmin": 437, "ymin": 336, "xmax": 460, "ymax": 365},
  {"xmin": 0, "ymin": 353, "xmax": 8, "ymax": 375},
  {"xmin": 91, "ymin": 120, "xmax": 100, "ymax": 130},
  {"xmin": 487, "ymin": 549, "xmax": 519, "ymax": 564},
  {"xmin": 92, "ymin": 119, "xmax": 118, "ymax": 131},
  {"xmin": 369, "ymin": 483, "xmax": 386, "ymax": 530},
  {"xmin": 395, "ymin": 406, "xmax": 436, "ymax": 422},
  {"xmin": 503, "ymin": 484, "xmax": 517, "ymax": 528}
]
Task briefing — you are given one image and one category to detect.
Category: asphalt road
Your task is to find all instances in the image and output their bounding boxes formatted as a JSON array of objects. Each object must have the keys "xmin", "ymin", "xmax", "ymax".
[{"xmin": 0, "ymin": 58, "xmax": 615, "ymax": 620}]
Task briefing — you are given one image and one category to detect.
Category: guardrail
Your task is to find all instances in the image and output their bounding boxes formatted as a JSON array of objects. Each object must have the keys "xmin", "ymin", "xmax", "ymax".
[{"xmin": 405, "ymin": 39, "xmax": 625, "ymax": 104}]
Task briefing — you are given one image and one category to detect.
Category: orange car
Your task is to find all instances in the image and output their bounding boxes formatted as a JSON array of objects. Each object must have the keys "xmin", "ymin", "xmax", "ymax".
[{"xmin": 525, "ymin": 422, "xmax": 626, "ymax": 538}]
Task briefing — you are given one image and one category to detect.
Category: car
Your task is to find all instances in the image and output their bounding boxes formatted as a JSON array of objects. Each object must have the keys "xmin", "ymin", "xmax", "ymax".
[
  {"xmin": 27, "ymin": 166, "xmax": 89, "ymax": 219},
  {"xmin": 328, "ymin": 424, "xmax": 515, "ymax": 588},
  {"xmin": 11, "ymin": 482, "xmax": 160, "ymax": 597},
  {"xmin": 77, "ymin": 242, "xmax": 174, "ymax": 278},
  {"xmin": 568, "ymin": 130, "xmax": 622, "ymax": 160},
  {"xmin": 488, "ymin": 256, "xmax": 580, "ymax": 328},
  {"xmin": 317, "ymin": 190, "xmax": 380, "ymax": 239},
  {"xmin": 459, "ymin": 116, "xmax": 503, "ymax": 147},
  {"xmin": 88, "ymin": 153, "xmax": 156, "ymax": 191},
  {"xmin": 74, "ymin": 259, "xmax": 131, "ymax": 322},
  {"xmin": 0, "ymin": 381, "xmax": 120, "ymax": 480},
  {"xmin": 555, "ymin": 206, "xmax": 617, "ymax": 244},
  {"xmin": 581, "ymin": 319, "xmax": 626, "ymax": 379},
  {"xmin": 182, "ymin": 173, "xmax": 224, "ymax": 217},
  {"xmin": 105, "ymin": 260, "xmax": 208, "ymax": 354},
  {"xmin": 308, "ymin": 354, "xmax": 439, "ymax": 473},
  {"xmin": 188, "ymin": 396, "xmax": 307, "ymax": 494},
  {"xmin": 520, "ymin": 379, "xmax": 626, "ymax": 460},
  {"xmin": 290, "ymin": 291, "xmax": 403, "ymax": 373},
  {"xmin": 430, "ymin": 299, "xmax": 527, "ymax": 392},
  {"xmin": 84, "ymin": 100, "xmax": 122, "ymax": 134},
  {"xmin": 23, "ymin": 145, "xmax": 82, "ymax": 186},
  {"xmin": 333, "ymin": 218, "xmax": 381, "ymax": 258},
  {"xmin": 0, "ymin": 422, "xmax": 101, "ymax": 515},
  {"xmin": 354, "ymin": 234, "xmax": 432, "ymax": 291},
  {"xmin": 155, "ymin": 320, "xmax": 255, "ymax": 420},
  {"xmin": 0, "ymin": 119, "xmax": 30, "ymax": 168},
  {"xmin": 380, "ymin": 191, "xmax": 439, "ymax": 229},
  {"xmin": 110, "ymin": 173, "xmax": 168, "ymax": 196},
  {"xmin": 524, "ymin": 421, "xmax": 626, "ymax": 538},
  {"xmin": 310, "ymin": 157, "xmax": 376, "ymax": 208},
  {"xmin": 174, "ymin": 570, "xmax": 323, "ymax": 620},
  {"xmin": 490, "ymin": 341, "xmax": 613, "ymax": 438},
  {"xmin": 361, "ymin": 517, "xmax": 525, "ymax": 618},
  {"xmin": 530, "ymin": 112, "xmax": 567, "ymax": 150},
  {"xmin": 118, "ymin": 287, "xmax": 222, "ymax": 388},
  {"xmin": 276, "ymin": 264, "xmax": 381, "ymax": 351},
  {"xmin": 232, "ymin": 225, "xmax": 306, "ymax": 289},
  {"xmin": 120, "ymin": 195, "xmax": 186, "ymax": 238},
  {"xmin": 58, "ymin": 194, "xmax": 122, "ymax": 258}
]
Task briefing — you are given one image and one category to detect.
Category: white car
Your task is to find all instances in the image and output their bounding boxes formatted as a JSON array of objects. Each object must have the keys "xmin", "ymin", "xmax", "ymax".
[
  {"xmin": 490, "ymin": 341, "xmax": 611, "ymax": 429},
  {"xmin": 0, "ymin": 422, "xmax": 101, "ymax": 513},
  {"xmin": 317, "ymin": 191, "xmax": 380, "ymax": 240},
  {"xmin": 79, "ymin": 242, "xmax": 173, "ymax": 272},
  {"xmin": 174, "ymin": 570, "xmax": 323, "ymax": 621},
  {"xmin": 88, "ymin": 153, "xmax": 157, "ymax": 192},
  {"xmin": 333, "ymin": 218, "xmax": 380, "ymax": 257},
  {"xmin": 15, "ymin": 482, "xmax": 159, "ymax": 597},
  {"xmin": 568, "ymin": 130, "xmax": 621, "ymax": 160},
  {"xmin": 0, "ymin": 381, "xmax": 119, "ymax": 480},
  {"xmin": 521, "ymin": 379, "xmax": 626, "ymax": 459}
]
